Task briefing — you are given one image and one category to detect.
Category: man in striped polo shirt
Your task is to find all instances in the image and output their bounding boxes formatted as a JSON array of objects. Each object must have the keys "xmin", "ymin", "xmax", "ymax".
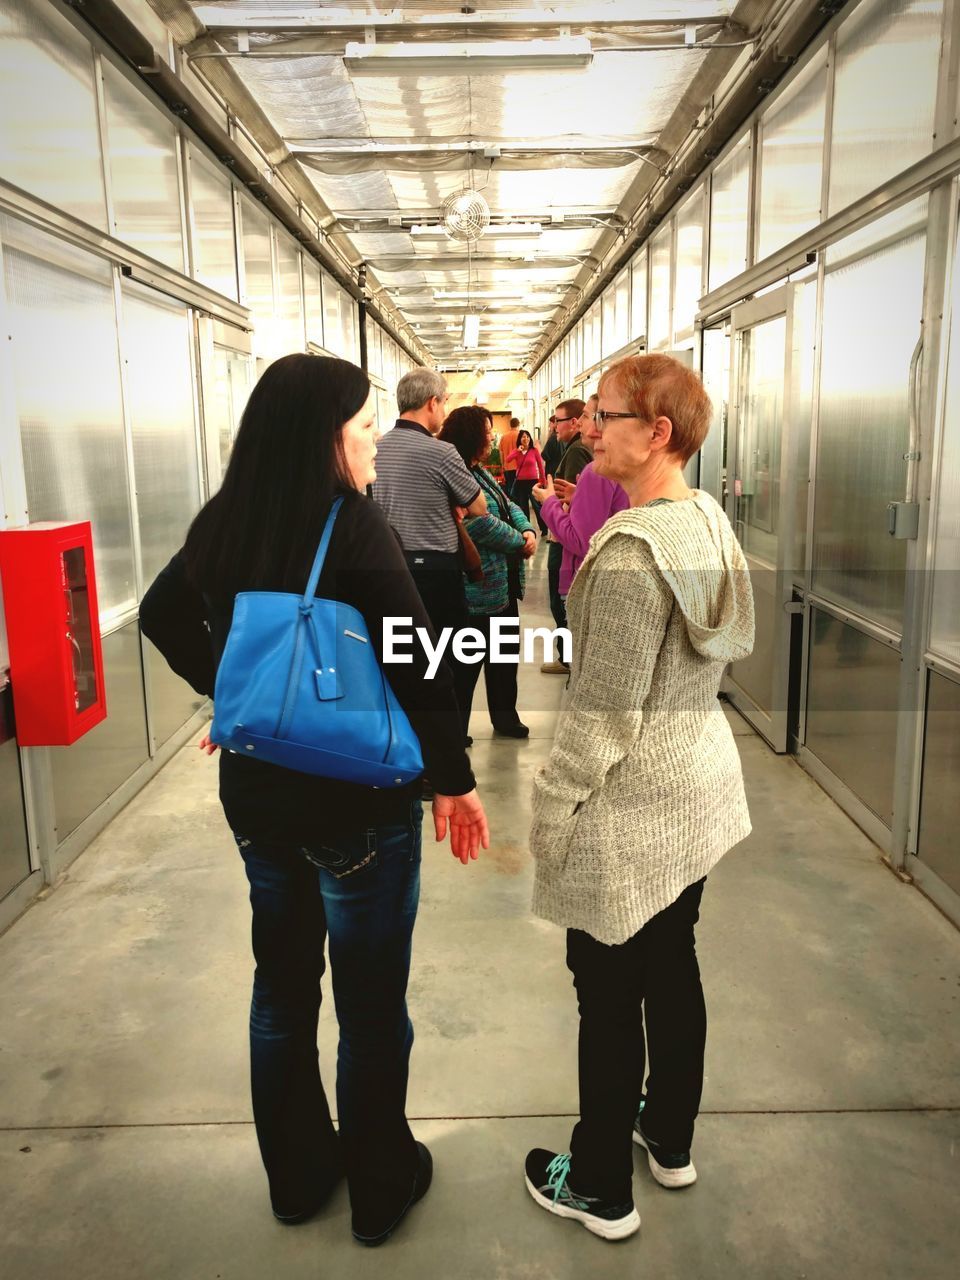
[{"xmin": 372, "ymin": 368, "xmax": 486, "ymax": 661}]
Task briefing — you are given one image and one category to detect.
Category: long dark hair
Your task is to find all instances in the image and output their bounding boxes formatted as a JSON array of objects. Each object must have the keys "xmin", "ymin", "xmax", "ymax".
[
  {"xmin": 439, "ymin": 405, "xmax": 490, "ymax": 468},
  {"xmin": 184, "ymin": 353, "xmax": 368, "ymax": 595},
  {"xmin": 516, "ymin": 429, "xmax": 533, "ymax": 450}
]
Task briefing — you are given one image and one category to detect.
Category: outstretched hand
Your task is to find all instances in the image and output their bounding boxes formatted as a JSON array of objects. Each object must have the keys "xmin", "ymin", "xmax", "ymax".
[{"xmin": 433, "ymin": 789, "xmax": 489, "ymax": 864}]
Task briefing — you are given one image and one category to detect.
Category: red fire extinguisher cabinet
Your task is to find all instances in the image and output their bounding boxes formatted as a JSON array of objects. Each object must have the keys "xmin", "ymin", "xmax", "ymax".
[{"xmin": 0, "ymin": 521, "xmax": 108, "ymax": 746}]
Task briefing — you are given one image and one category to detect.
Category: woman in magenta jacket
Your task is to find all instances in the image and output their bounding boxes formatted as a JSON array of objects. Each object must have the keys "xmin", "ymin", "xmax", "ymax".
[{"xmin": 505, "ymin": 429, "xmax": 546, "ymax": 519}]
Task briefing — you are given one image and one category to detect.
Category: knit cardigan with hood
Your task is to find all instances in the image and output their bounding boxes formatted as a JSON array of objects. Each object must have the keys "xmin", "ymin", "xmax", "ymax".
[{"xmin": 530, "ymin": 490, "xmax": 755, "ymax": 945}]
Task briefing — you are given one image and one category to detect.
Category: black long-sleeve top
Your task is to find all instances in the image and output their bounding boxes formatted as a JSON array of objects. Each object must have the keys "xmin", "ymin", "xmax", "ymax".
[{"xmin": 139, "ymin": 490, "xmax": 475, "ymax": 846}]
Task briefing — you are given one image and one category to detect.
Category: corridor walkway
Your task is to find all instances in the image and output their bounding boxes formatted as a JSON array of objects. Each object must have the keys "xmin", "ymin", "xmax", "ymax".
[{"xmin": 1, "ymin": 551, "xmax": 958, "ymax": 1279}]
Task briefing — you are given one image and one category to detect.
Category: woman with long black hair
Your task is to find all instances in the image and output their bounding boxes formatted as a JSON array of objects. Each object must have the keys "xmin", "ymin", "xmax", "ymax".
[
  {"xmin": 505, "ymin": 428, "xmax": 546, "ymax": 519},
  {"xmin": 140, "ymin": 354, "xmax": 488, "ymax": 1247}
]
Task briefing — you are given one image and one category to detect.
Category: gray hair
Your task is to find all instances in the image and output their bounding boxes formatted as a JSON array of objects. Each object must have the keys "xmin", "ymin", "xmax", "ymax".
[{"xmin": 397, "ymin": 368, "xmax": 447, "ymax": 415}]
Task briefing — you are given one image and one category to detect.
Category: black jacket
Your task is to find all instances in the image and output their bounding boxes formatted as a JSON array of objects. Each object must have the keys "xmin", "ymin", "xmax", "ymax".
[{"xmin": 140, "ymin": 490, "xmax": 475, "ymax": 846}]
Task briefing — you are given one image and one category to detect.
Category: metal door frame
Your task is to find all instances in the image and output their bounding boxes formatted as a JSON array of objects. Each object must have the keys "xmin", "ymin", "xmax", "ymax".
[{"xmin": 723, "ymin": 282, "xmax": 798, "ymax": 752}]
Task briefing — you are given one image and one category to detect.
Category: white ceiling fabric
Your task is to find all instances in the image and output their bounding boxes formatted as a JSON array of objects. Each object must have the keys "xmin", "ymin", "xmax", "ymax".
[{"xmin": 191, "ymin": 0, "xmax": 738, "ymax": 364}]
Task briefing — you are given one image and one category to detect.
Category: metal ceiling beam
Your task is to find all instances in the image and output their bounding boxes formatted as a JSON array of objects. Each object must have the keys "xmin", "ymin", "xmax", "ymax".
[{"xmin": 188, "ymin": 6, "xmax": 742, "ymax": 37}]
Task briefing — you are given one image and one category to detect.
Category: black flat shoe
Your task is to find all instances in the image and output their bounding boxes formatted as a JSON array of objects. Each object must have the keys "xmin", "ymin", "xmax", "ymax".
[
  {"xmin": 272, "ymin": 1161, "xmax": 344, "ymax": 1225},
  {"xmin": 352, "ymin": 1142, "xmax": 433, "ymax": 1247},
  {"xmin": 493, "ymin": 722, "xmax": 529, "ymax": 739}
]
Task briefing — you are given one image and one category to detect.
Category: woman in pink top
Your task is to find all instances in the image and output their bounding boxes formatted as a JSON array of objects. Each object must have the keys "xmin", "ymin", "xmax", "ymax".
[{"xmin": 506, "ymin": 430, "xmax": 547, "ymax": 520}]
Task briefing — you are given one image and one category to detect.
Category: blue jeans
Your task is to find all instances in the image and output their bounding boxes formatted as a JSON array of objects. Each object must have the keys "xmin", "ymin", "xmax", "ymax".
[{"xmin": 236, "ymin": 802, "xmax": 423, "ymax": 1224}]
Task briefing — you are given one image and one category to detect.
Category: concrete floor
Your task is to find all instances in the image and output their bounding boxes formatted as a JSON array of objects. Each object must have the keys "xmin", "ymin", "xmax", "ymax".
[{"xmin": 1, "ymin": 550, "xmax": 959, "ymax": 1278}]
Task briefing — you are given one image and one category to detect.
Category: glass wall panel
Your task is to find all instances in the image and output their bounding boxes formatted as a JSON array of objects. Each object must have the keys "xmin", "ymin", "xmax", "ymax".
[
  {"xmin": 930, "ymin": 220, "xmax": 960, "ymax": 664},
  {"xmin": 51, "ymin": 622, "xmax": 149, "ymax": 841},
  {"xmin": 828, "ymin": 0, "xmax": 942, "ymax": 215},
  {"xmin": 274, "ymin": 233, "xmax": 304, "ymax": 356},
  {"xmin": 709, "ymin": 135, "xmax": 751, "ymax": 290},
  {"xmin": 582, "ymin": 299, "xmax": 601, "ymax": 369},
  {"xmin": 805, "ymin": 610, "xmax": 900, "ymax": 824},
  {"xmin": 189, "ymin": 149, "xmax": 237, "ymax": 300},
  {"xmin": 648, "ymin": 222, "xmax": 673, "ymax": 350},
  {"xmin": 121, "ymin": 289, "xmax": 201, "ymax": 586},
  {"xmin": 240, "ymin": 198, "xmax": 275, "ymax": 354},
  {"xmin": 211, "ymin": 346, "xmax": 255, "ymax": 478},
  {"xmin": 303, "ymin": 257, "xmax": 324, "ymax": 349},
  {"xmin": 917, "ymin": 670, "xmax": 960, "ymax": 895},
  {"xmin": 757, "ymin": 52, "xmax": 826, "ymax": 262},
  {"xmin": 1, "ymin": 216, "xmax": 135, "ymax": 615},
  {"xmin": 103, "ymin": 63, "xmax": 184, "ymax": 272},
  {"xmin": 323, "ymin": 278, "xmax": 343, "ymax": 356},
  {"xmin": 674, "ymin": 190, "xmax": 705, "ymax": 337},
  {"xmin": 0, "ymin": 0, "xmax": 106, "ymax": 230},
  {"xmin": 630, "ymin": 251, "xmax": 647, "ymax": 342},
  {"xmin": 699, "ymin": 325, "xmax": 730, "ymax": 501},
  {"xmin": 812, "ymin": 203, "xmax": 927, "ymax": 629},
  {"xmin": 367, "ymin": 322, "xmax": 382, "ymax": 380},
  {"xmin": 146, "ymin": 638, "xmax": 205, "ymax": 748},
  {"xmin": 0, "ymin": 733, "xmax": 31, "ymax": 901}
]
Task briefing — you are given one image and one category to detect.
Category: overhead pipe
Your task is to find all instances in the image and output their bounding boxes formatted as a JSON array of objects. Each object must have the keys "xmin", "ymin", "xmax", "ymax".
[
  {"xmin": 529, "ymin": 0, "xmax": 844, "ymax": 376},
  {"xmin": 61, "ymin": 0, "xmax": 427, "ymax": 368}
]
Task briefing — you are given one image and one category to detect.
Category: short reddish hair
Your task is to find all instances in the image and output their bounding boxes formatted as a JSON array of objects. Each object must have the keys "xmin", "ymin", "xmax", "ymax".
[{"xmin": 599, "ymin": 355, "xmax": 711, "ymax": 464}]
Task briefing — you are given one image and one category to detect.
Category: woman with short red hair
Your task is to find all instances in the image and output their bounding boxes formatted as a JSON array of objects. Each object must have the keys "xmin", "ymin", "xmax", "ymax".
[{"xmin": 524, "ymin": 354, "xmax": 755, "ymax": 1241}]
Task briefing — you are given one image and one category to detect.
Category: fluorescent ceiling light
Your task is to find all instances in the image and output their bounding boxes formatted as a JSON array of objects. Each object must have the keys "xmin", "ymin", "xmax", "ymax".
[
  {"xmin": 343, "ymin": 38, "xmax": 593, "ymax": 76},
  {"xmin": 411, "ymin": 222, "xmax": 543, "ymax": 240},
  {"xmin": 461, "ymin": 313, "xmax": 481, "ymax": 349}
]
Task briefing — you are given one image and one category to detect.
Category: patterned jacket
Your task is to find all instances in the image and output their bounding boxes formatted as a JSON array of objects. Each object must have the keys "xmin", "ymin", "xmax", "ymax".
[{"xmin": 463, "ymin": 466, "xmax": 536, "ymax": 616}]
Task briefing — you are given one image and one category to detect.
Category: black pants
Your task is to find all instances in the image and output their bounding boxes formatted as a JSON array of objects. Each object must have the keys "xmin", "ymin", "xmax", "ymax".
[
  {"xmin": 546, "ymin": 541, "xmax": 567, "ymax": 653},
  {"xmin": 406, "ymin": 555, "xmax": 471, "ymax": 744},
  {"xmin": 567, "ymin": 879, "xmax": 707, "ymax": 1201},
  {"xmin": 512, "ymin": 478, "xmax": 536, "ymax": 519},
  {"xmin": 454, "ymin": 603, "xmax": 523, "ymax": 737}
]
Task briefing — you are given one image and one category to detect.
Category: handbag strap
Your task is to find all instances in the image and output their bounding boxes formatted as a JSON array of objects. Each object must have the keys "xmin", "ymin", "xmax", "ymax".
[{"xmin": 302, "ymin": 496, "xmax": 344, "ymax": 606}]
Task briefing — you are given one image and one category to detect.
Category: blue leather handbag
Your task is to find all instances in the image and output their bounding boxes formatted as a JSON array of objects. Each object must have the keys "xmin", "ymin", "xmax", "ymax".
[{"xmin": 211, "ymin": 497, "xmax": 424, "ymax": 787}]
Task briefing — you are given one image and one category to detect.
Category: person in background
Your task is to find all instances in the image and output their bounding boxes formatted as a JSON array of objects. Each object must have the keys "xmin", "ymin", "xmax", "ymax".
[
  {"xmin": 139, "ymin": 355, "xmax": 489, "ymax": 1249},
  {"xmin": 533, "ymin": 394, "xmax": 629, "ymax": 603},
  {"xmin": 505, "ymin": 429, "xmax": 546, "ymax": 520},
  {"xmin": 524, "ymin": 354, "xmax": 754, "ymax": 1242},
  {"xmin": 439, "ymin": 406, "xmax": 537, "ymax": 741},
  {"xmin": 540, "ymin": 414, "xmax": 562, "ymax": 479},
  {"xmin": 499, "ymin": 416, "xmax": 521, "ymax": 497},
  {"xmin": 372, "ymin": 369, "xmax": 487, "ymax": 732},
  {"xmin": 541, "ymin": 399, "xmax": 587, "ymax": 674}
]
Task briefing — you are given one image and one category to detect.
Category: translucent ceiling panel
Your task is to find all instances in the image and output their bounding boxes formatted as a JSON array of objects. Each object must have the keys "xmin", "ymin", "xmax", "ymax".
[
  {"xmin": 756, "ymin": 51, "xmax": 827, "ymax": 262},
  {"xmin": 189, "ymin": 148, "xmax": 238, "ymax": 301},
  {"xmin": 631, "ymin": 250, "xmax": 648, "ymax": 343},
  {"xmin": 240, "ymin": 198, "xmax": 275, "ymax": 356},
  {"xmin": 103, "ymin": 63, "xmax": 184, "ymax": 272},
  {"xmin": 1, "ymin": 216, "xmax": 135, "ymax": 615},
  {"xmin": 674, "ymin": 188, "xmax": 705, "ymax": 337},
  {"xmin": 274, "ymin": 233, "xmax": 305, "ymax": 357},
  {"xmin": 813, "ymin": 201, "xmax": 928, "ymax": 630},
  {"xmin": 708, "ymin": 135, "xmax": 751, "ymax": 291},
  {"xmin": 0, "ymin": 0, "xmax": 106, "ymax": 230},
  {"xmin": 648, "ymin": 222, "xmax": 673, "ymax": 351},
  {"xmin": 828, "ymin": 0, "xmax": 942, "ymax": 214},
  {"xmin": 121, "ymin": 289, "xmax": 201, "ymax": 587}
]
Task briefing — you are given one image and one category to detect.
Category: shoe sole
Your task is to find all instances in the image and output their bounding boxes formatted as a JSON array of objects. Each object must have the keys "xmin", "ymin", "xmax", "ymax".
[
  {"xmin": 524, "ymin": 1176, "xmax": 640, "ymax": 1240},
  {"xmin": 632, "ymin": 1130, "xmax": 697, "ymax": 1188}
]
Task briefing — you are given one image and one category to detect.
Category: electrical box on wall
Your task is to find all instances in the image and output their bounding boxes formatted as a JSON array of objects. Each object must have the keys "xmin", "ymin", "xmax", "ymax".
[{"xmin": 0, "ymin": 522, "xmax": 107, "ymax": 746}]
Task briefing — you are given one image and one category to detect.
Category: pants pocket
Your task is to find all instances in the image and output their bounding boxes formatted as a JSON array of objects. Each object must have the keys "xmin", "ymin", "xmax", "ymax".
[{"xmin": 300, "ymin": 830, "xmax": 377, "ymax": 879}]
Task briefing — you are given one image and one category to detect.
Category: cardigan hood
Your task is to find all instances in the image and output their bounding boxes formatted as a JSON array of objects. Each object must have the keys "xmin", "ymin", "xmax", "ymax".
[{"xmin": 587, "ymin": 491, "xmax": 754, "ymax": 664}]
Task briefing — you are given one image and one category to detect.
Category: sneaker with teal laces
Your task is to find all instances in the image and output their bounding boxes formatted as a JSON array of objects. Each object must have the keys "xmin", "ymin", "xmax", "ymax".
[
  {"xmin": 633, "ymin": 1104, "xmax": 697, "ymax": 1188},
  {"xmin": 524, "ymin": 1149, "xmax": 640, "ymax": 1241}
]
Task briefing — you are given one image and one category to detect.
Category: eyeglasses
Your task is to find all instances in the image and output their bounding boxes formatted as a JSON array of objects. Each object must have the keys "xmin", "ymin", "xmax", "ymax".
[
  {"xmin": 594, "ymin": 410, "xmax": 640, "ymax": 431},
  {"xmin": 554, "ymin": 415, "xmax": 579, "ymax": 424}
]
